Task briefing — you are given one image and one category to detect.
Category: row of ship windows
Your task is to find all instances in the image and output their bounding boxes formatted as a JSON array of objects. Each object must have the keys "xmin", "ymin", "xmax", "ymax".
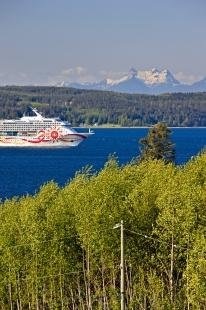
[
  {"xmin": 0, "ymin": 124, "xmax": 55, "ymax": 125},
  {"xmin": 0, "ymin": 122, "xmax": 61, "ymax": 125},
  {"xmin": 0, "ymin": 125, "xmax": 59, "ymax": 128},
  {"xmin": 0, "ymin": 128, "xmax": 54, "ymax": 130}
]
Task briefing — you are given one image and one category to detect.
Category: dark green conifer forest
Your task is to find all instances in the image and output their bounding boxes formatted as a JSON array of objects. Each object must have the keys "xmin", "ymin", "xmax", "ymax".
[
  {"xmin": 1, "ymin": 86, "xmax": 206, "ymax": 126},
  {"xmin": 1, "ymin": 153, "xmax": 206, "ymax": 309}
]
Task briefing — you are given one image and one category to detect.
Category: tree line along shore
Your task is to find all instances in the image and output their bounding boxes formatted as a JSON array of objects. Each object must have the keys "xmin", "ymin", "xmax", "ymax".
[{"xmin": 1, "ymin": 86, "xmax": 206, "ymax": 126}]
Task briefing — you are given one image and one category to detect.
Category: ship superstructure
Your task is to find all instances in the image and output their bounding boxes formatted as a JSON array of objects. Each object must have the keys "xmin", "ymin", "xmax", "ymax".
[{"xmin": 0, "ymin": 108, "xmax": 93, "ymax": 147}]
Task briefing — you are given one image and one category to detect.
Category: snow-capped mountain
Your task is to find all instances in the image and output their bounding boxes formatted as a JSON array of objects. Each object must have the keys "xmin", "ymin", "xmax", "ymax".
[
  {"xmin": 105, "ymin": 68, "xmax": 149, "ymax": 93},
  {"xmin": 137, "ymin": 68, "xmax": 180, "ymax": 86},
  {"xmin": 65, "ymin": 68, "xmax": 148, "ymax": 93},
  {"xmin": 58, "ymin": 68, "xmax": 206, "ymax": 94}
]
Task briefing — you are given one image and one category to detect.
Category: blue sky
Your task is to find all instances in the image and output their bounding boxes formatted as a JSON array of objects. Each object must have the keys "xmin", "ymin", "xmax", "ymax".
[{"xmin": 0, "ymin": 0, "xmax": 206, "ymax": 85}]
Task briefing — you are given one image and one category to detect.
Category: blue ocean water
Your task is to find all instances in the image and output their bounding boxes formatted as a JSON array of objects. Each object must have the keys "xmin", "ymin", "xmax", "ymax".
[{"xmin": 0, "ymin": 128, "xmax": 205, "ymax": 200}]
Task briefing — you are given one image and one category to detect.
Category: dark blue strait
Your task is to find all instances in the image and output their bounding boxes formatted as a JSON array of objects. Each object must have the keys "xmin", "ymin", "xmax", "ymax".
[{"xmin": 0, "ymin": 128, "xmax": 205, "ymax": 199}]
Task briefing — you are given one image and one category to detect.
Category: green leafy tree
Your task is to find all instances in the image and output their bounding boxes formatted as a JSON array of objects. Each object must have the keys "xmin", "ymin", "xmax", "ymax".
[
  {"xmin": 185, "ymin": 232, "xmax": 206, "ymax": 308},
  {"xmin": 139, "ymin": 122, "xmax": 175, "ymax": 163},
  {"xmin": 2, "ymin": 153, "xmax": 206, "ymax": 308}
]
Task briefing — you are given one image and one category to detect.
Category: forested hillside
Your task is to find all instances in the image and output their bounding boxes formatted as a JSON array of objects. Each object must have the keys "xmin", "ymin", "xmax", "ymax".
[
  {"xmin": 0, "ymin": 86, "xmax": 206, "ymax": 126},
  {"xmin": 1, "ymin": 155, "xmax": 206, "ymax": 308}
]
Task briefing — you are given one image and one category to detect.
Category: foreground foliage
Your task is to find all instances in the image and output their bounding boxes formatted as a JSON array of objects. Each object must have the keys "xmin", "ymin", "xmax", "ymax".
[{"xmin": 0, "ymin": 155, "xmax": 206, "ymax": 309}]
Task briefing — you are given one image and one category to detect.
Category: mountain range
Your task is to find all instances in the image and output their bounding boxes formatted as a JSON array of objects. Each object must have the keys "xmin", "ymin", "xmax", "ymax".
[{"xmin": 57, "ymin": 68, "xmax": 206, "ymax": 94}]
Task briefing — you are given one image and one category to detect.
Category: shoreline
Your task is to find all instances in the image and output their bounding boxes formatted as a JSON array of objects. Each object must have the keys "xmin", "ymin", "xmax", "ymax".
[{"xmin": 78, "ymin": 126, "xmax": 206, "ymax": 129}]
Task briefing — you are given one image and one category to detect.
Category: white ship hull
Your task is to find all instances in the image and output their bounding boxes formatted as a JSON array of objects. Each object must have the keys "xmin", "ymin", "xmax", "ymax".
[{"xmin": 0, "ymin": 133, "xmax": 89, "ymax": 147}]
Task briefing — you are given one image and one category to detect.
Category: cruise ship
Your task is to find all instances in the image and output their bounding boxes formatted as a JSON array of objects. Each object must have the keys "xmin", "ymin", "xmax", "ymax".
[{"xmin": 0, "ymin": 108, "xmax": 94, "ymax": 147}]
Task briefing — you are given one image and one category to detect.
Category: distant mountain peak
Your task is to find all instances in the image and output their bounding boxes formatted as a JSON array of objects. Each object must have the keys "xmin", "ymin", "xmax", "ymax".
[
  {"xmin": 128, "ymin": 67, "xmax": 138, "ymax": 77},
  {"xmin": 138, "ymin": 68, "xmax": 179, "ymax": 86},
  {"xmin": 106, "ymin": 68, "xmax": 139, "ymax": 86},
  {"xmin": 57, "ymin": 67, "xmax": 206, "ymax": 94},
  {"xmin": 151, "ymin": 67, "xmax": 159, "ymax": 73}
]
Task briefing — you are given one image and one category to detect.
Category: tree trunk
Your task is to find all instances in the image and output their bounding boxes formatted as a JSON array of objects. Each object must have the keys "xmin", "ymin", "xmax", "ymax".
[{"xmin": 170, "ymin": 235, "xmax": 174, "ymax": 305}]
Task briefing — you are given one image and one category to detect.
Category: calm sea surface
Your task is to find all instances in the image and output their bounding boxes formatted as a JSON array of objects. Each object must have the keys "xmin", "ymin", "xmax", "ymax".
[{"xmin": 0, "ymin": 128, "xmax": 206, "ymax": 200}]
